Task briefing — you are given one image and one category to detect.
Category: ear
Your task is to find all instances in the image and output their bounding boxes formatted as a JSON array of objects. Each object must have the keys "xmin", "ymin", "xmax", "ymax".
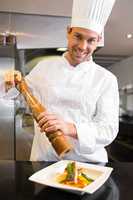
[
  {"xmin": 67, "ymin": 26, "xmax": 73, "ymax": 34},
  {"xmin": 66, "ymin": 26, "xmax": 72, "ymax": 40},
  {"xmin": 98, "ymin": 34, "xmax": 102, "ymax": 43},
  {"xmin": 97, "ymin": 31, "xmax": 104, "ymax": 47}
]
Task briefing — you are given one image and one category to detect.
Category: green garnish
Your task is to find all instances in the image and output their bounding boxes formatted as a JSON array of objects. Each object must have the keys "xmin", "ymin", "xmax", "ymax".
[
  {"xmin": 81, "ymin": 172, "xmax": 94, "ymax": 183},
  {"xmin": 66, "ymin": 162, "xmax": 76, "ymax": 181}
]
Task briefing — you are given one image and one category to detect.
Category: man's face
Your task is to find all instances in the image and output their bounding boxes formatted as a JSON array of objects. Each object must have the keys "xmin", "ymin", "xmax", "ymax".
[{"xmin": 67, "ymin": 27, "xmax": 100, "ymax": 66}]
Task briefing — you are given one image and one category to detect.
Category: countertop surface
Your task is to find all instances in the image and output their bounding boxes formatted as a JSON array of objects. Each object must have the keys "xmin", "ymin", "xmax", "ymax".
[{"xmin": 0, "ymin": 160, "xmax": 133, "ymax": 200}]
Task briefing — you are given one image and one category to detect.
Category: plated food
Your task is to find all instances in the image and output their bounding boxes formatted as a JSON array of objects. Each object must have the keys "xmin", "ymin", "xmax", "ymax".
[
  {"xmin": 29, "ymin": 160, "xmax": 113, "ymax": 194},
  {"xmin": 56, "ymin": 161, "xmax": 95, "ymax": 188}
]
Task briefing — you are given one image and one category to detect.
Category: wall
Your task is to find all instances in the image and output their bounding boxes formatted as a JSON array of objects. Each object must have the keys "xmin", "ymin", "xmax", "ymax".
[
  {"xmin": 0, "ymin": 0, "xmax": 72, "ymax": 16},
  {"xmin": 108, "ymin": 56, "xmax": 133, "ymax": 89},
  {"xmin": 108, "ymin": 56, "xmax": 133, "ymax": 112}
]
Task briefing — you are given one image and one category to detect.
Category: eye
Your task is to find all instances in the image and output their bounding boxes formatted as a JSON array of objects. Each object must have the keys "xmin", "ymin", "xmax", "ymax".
[
  {"xmin": 73, "ymin": 33, "xmax": 82, "ymax": 40},
  {"xmin": 87, "ymin": 38, "xmax": 97, "ymax": 44}
]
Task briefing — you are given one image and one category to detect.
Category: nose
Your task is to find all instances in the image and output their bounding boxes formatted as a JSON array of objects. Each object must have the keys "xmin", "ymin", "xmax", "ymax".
[{"xmin": 78, "ymin": 39, "xmax": 88, "ymax": 51}]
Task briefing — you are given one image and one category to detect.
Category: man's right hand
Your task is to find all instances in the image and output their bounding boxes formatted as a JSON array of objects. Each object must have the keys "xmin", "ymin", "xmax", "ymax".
[{"xmin": 4, "ymin": 70, "xmax": 22, "ymax": 92}]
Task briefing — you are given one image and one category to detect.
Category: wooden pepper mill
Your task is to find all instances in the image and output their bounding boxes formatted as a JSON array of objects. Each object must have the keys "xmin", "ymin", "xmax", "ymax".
[{"xmin": 17, "ymin": 78, "xmax": 72, "ymax": 158}]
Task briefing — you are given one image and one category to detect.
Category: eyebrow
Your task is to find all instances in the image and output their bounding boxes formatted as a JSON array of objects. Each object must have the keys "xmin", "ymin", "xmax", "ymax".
[{"xmin": 74, "ymin": 32, "xmax": 97, "ymax": 40}]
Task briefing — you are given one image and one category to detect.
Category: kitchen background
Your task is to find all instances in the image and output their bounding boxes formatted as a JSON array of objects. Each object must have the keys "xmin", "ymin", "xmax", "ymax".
[{"xmin": 0, "ymin": 0, "xmax": 133, "ymax": 161}]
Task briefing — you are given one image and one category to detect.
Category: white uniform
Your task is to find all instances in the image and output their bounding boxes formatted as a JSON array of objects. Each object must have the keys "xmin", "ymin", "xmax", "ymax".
[{"xmin": 25, "ymin": 54, "xmax": 119, "ymax": 163}]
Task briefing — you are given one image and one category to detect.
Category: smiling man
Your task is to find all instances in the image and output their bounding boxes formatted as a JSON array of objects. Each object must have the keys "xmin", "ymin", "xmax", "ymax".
[
  {"xmin": 27, "ymin": 0, "xmax": 119, "ymax": 163},
  {"xmin": 65, "ymin": 27, "xmax": 101, "ymax": 66},
  {"xmin": 3, "ymin": 0, "xmax": 119, "ymax": 163}
]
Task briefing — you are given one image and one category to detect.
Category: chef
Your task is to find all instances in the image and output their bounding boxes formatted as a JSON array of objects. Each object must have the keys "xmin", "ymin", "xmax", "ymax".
[{"xmin": 3, "ymin": 0, "xmax": 119, "ymax": 163}]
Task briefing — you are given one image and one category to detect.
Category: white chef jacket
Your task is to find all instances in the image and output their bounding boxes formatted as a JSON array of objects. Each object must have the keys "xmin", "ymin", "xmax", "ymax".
[{"xmin": 25, "ymin": 54, "xmax": 119, "ymax": 163}]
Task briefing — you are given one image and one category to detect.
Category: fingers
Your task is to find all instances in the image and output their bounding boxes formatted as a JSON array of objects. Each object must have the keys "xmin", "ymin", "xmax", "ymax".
[
  {"xmin": 40, "ymin": 119, "xmax": 58, "ymax": 131},
  {"xmin": 4, "ymin": 70, "xmax": 21, "ymax": 83},
  {"xmin": 40, "ymin": 121, "xmax": 60, "ymax": 133},
  {"xmin": 4, "ymin": 70, "xmax": 14, "ymax": 84},
  {"xmin": 14, "ymin": 71, "xmax": 22, "ymax": 82},
  {"xmin": 4, "ymin": 70, "xmax": 22, "ymax": 92},
  {"xmin": 37, "ymin": 111, "xmax": 61, "ymax": 133},
  {"xmin": 37, "ymin": 112, "xmax": 60, "ymax": 126},
  {"xmin": 37, "ymin": 111, "xmax": 72, "ymax": 135},
  {"xmin": 38, "ymin": 115, "xmax": 58, "ymax": 127}
]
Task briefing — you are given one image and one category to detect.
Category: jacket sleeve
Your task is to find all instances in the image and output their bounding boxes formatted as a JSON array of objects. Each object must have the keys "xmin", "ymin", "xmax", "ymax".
[{"xmin": 75, "ymin": 76, "xmax": 119, "ymax": 154}]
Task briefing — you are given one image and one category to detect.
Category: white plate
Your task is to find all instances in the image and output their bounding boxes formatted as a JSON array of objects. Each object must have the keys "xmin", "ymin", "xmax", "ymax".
[{"xmin": 29, "ymin": 160, "xmax": 113, "ymax": 194}]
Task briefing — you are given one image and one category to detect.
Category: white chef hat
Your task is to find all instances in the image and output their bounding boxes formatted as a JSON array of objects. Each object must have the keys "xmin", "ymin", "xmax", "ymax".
[{"xmin": 71, "ymin": 0, "xmax": 116, "ymax": 34}]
